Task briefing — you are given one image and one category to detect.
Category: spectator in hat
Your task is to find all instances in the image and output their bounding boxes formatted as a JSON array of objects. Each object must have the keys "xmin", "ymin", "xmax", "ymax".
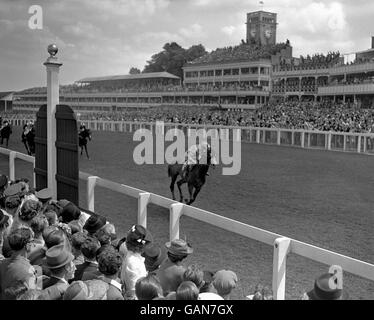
[
  {"xmin": 301, "ymin": 266, "xmax": 347, "ymax": 300},
  {"xmin": 12, "ymin": 199, "xmax": 43, "ymax": 232},
  {"xmin": 198, "ymin": 270, "xmax": 224, "ymax": 300},
  {"xmin": 0, "ymin": 174, "xmax": 8, "ymax": 202},
  {"xmin": 72, "ymin": 236, "xmax": 101, "ymax": 281},
  {"xmin": 0, "ymin": 120, "xmax": 12, "ymax": 147},
  {"xmin": 213, "ymin": 269, "xmax": 238, "ymax": 300},
  {"xmin": 94, "ymin": 247, "xmax": 124, "ymax": 300},
  {"xmin": 156, "ymin": 239, "xmax": 193, "ymax": 296},
  {"xmin": 142, "ymin": 243, "xmax": 167, "ymax": 274},
  {"xmin": 0, "ymin": 227, "xmax": 37, "ymax": 300},
  {"xmin": 71, "ymin": 232, "xmax": 87, "ymax": 266},
  {"xmin": 83, "ymin": 214, "xmax": 107, "ymax": 236},
  {"xmin": 95, "ymin": 223, "xmax": 116, "ymax": 246},
  {"xmin": 44, "ymin": 210, "xmax": 58, "ymax": 227},
  {"xmin": 63, "ymin": 280, "xmax": 90, "ymax": 300},
  {"xmin": 59, "ymin": 202, "xmax": 81, "ymax": 224},
  {"xmin": 2, "ymin": 183, "xmax": 25, "ymax": 219},
  {"xmin": 35, "ymin": 188, "xmax": 53, "ymax": 210},
  {"xmin": 135, "ymin": 273, "xmax": 164, "ymax": 300},
  {"xmin": 0, "ymin": 209, "xmax": 12, "ymax": 260},
  {"xmin": 41, "ymin": 244, "xmax": 76, "ymax": 300},
  {"xmin": 28, "ymin": 214, "xmax": 48, "ymax": 266},
  {"xmin": 121, "ymin": 224, "xmax": 153, "ymax": 300},
  {"xmin": 183, "ymin": 264, "xmax": 205, "ymax": 290},
  {"xmin": 176, "ymin": 281, "xmax": 199, "ymax": 300}
]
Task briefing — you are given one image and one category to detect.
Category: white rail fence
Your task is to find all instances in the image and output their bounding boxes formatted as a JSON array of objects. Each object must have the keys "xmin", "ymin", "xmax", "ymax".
[
  {"xmin": 8, "ymin": 118, "xmax": 374, "ymax": 155},
  {"xmin": 1, "ymin": 148, "xmax": 374, "ymax": 300}
]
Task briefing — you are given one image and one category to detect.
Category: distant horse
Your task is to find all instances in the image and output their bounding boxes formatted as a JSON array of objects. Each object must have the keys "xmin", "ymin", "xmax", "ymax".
[
  {"xmin": 79, "ymin": 127, "xmax": 92, "ymax": 159},
  {"xmin": 168, "ymin": 148, "xmax": 216, "ymax": 205}
]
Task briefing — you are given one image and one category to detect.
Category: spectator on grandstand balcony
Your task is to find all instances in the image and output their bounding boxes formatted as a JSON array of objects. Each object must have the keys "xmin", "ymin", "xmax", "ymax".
[
  {"xmin": 213, "ymin": 269, "xmax": 238, "ymax": 300},
  {"xmin": 156, "ymin": 239, "xmax": 193, "ymax": 296},
  {"xmin": 41, "ymin": 244, "xmax": 76, "ymax": 300},
  {"xmin": 176, "ymin": 281, "xmax": 199, "ymax": 300},
  {"xmin": 0, "ymin": 227, "xmax": 37, "ymax": 300},
  {"xmin": 121, "ymin": 224, "xmax": 153, "ymax": 300},
  {"xmin": 301, "ymin": 266, "xmax": 347, "ymax": 300},
  {"xmin": 135, "ymin": 273, "xmax": 163, "ymax": 300},
  {"xmin": 72, "ymin": 236, "xmax": 100, "ymax": 282}
]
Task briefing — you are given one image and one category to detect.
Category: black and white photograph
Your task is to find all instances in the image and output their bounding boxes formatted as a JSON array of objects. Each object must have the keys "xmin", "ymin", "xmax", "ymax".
[{"xmin": 0, "ymin": 0, "xmax": 373, "ymax": 307}]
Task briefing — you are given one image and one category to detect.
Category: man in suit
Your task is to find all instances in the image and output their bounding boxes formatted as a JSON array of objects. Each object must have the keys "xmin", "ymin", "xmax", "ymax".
[
  {"xmin": 0, "ymin": 228, "xmax": 37, "ymax": 300},
  {"xmin": 41, "ymin": 244, "xmax": 76, "ymax": 300},
  {"xmin": 0, "ymin": 120, "xmax": 12, "ymax": 148},
  {"xmin": 72, "ymin": 236, "xmax": 100, "ymax": 281}
]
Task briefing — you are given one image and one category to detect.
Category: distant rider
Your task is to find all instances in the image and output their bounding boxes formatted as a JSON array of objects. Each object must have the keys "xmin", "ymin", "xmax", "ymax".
[{"xmin": 181, "ymin": 141, "xmax": 211, "ymax": 180}]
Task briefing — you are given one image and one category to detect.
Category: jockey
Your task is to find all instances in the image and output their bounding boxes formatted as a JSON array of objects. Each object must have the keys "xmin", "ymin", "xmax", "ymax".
[{"xmin": 182, "ymin": 141, "xmax": 211, "ymax": 180}]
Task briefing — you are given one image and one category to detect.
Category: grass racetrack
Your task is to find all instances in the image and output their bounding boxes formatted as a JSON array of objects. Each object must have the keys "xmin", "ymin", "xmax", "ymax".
[{"xmin": 1, "ymin": 126, "xmax": 374, "ymax": 299}]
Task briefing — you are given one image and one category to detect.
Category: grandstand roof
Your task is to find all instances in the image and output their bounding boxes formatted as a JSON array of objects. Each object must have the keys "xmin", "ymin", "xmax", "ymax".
[
  {"xmin": 0, "ymin": 92, "xmax": 14, "ymax": 100},
  {"xmin": 77, "ymin": 72, "xmax": 180, "ymax": 83}
]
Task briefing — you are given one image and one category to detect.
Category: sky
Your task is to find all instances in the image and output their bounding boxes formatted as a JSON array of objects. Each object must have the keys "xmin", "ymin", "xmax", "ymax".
[{"xmin": 0, "ymin": 0, "xmax": 373, "ymax": 91}]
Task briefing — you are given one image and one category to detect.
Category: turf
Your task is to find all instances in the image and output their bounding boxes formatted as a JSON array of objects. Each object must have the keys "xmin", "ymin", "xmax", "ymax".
[{"xmin": 1, "ymin": 126, "xmax": 374, "ymax": 300}]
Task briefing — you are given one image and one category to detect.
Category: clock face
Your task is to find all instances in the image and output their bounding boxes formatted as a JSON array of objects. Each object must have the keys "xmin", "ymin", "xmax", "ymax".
[
  {"xmin": 265, "ymin": 29, "xmax": 272, "ymax": 39},
  {"xmin": 250, "ymin": 29, "xmax": 256, "ymax": 37}
]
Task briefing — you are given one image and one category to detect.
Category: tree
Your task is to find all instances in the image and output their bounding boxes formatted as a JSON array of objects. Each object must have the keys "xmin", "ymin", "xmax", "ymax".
[
  {"xmin": 129, "ymin": 67, "xmax": 141, "ymax": 74},
  {"xmin": 143, "ymin": 42, "xmax": 207, "ymax": 80}
]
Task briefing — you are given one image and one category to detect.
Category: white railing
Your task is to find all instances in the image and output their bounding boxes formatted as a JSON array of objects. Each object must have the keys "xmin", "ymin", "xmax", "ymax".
[
  {"xmin": 77, "ymin": 120, "xmax": 374, "ymax": 156},
  {"xmin": 1, "ymin": 148, "xmax": 374, "ymax": 300}
]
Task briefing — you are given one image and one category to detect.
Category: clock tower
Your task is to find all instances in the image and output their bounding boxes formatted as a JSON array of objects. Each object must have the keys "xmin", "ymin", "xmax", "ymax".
[{"xmin": 246, "ymin": 11, "xmax": 277, "ymax": 46}]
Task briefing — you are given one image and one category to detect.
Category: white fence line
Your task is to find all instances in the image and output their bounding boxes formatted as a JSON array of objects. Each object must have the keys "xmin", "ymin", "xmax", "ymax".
[
  {"xmin": 1, "ymin": 148, "xmax": 374, "ymax": 300},
  {"xmin": 6, "ymin": 118, "xmax": 374, "ymax": 155}
]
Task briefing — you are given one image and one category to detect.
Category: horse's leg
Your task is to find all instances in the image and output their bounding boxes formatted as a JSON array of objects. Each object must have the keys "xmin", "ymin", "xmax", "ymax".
[
  {"xmin": 188, "ymin": 185, "xmax": 202, "ymax": 205},
  {"xmin": 170, "ymin": 174, "xmax": 178, "ymax": 200},
  {"xmin": 176, "ymin": 179, "xmax": 186, "ymax": 203},
  {"xmin": 85, "ymin": 144, "xmax": 89, "ymax": 159},
  {"xmin": 80, "ymin": 146, "xmax": 83, "ymax": 155},
  {"xmin": 186, "ymin": 183, "xmax": 194, "ymax": 204}
]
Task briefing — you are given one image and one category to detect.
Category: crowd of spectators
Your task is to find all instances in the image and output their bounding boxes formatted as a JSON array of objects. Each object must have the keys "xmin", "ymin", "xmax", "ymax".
[
  {"xmin": 279, "ymin": 51, "xmax": 341, "ymax": 71},
  {"xmin": 0, "ymin": 176, "xmax": 348, "ymax": 300},
  {"xmin": 75, "ymin": 102, "xmax": 374, "ymax": 133},
  {"xmin": 189, "ymin": 42, "xmax": 290, "ymax": 65},
  {"xmin": 4, "ymin": 100, "xmax": 374, "ymax": 133}
]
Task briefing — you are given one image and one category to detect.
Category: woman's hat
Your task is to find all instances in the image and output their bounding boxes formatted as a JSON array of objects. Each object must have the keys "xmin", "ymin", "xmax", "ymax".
[
  {"xmin": 83, "ymin": 214, "xmax": 107, "ymax": 234},
  {"xmin": 165, "ymin": 239, "xmax": 193, "ymax": 256},
  {"xmin": 306, "ymin": 272, "xmax": 347, "ymax": 300},
  {"xmin": 45, "ymin": 244, "xmax": 74, "ymax": 269},
  {"xmin": 142, "ymin": 244, "xmax": 167, "ymax": 272},
  {"xmin": 126, "ymin": 224, "xmax": 153, "ymax": 245}
]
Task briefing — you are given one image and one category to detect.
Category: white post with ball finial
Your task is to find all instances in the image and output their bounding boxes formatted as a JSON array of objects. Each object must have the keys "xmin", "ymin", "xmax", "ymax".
[{"xmin": 44, "ymin": 44, "xmax": 62, "ymax": 199}]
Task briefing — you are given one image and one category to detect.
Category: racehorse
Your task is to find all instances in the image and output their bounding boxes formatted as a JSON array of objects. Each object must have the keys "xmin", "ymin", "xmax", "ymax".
[
  {"xmin": 79, "ymin": 126, "xmax": 92, "ymax": 159},
  {"xmin": 168, "ymin": 148, "xmax": 216, "ymax": 205}
]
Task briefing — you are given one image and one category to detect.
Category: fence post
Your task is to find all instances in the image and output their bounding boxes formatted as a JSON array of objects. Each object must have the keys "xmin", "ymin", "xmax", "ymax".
[
  {"xmin": 363, "ymin": 136, "xmax": 367, "ymax": 153},
  {"xmin": 9, "ymin": 151, "xmax": 16, "ymax": 181},
  {"xmin": 277, "ymin": 129, "xmax": 281, "ymax": 145},
  {"xmin": 291, "ymin": 131, "xmax": 294, "ymax": 146},
  {"xmin": 343, "ymin": 134, "xmax": 347, "ymax": 151},
  {"xmin": 307, "ymin": 133, "xmax": 311, "ymax": 148},
  {"xmin": 138, "ymin": 192, "xmax": 151, "ymax": 228},
  {"xmin": 357, "ymin": 136, "xmax": 361, "ymax": 153},
  {"xmin": 262, "ymin": 129, "xmax": 266, "ymax": 144},
  {"xmin": 327, "ymin": 132, "xmax": 332, "ymax": 150},
  {"xmin": 256, "ymin": 129, "xmax": 260, "ymax": 144},
  {"xmin": 272, "ymin": 237, "xmax": 291, "ymax": 300},
  {"xmin": 87, "ymin": 176, "xmax": 98, "ymax": 212},
  {"xmin": 169, "ymin": 203, "xmax": 183, "ymax": 241},
  {"xmin": 301, "ymin": 131, "xmax": 305, "ymax": 148}
]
